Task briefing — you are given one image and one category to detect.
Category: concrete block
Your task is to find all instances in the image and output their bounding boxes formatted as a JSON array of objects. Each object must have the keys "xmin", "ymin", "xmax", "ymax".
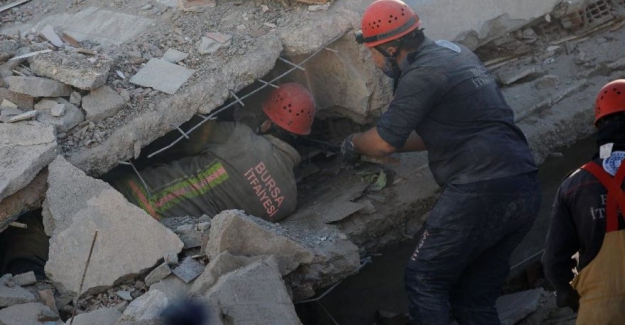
[
  {"xmin": 42, "ymin": 155, "xmax": 111, "ymax": 237},
  {"xmin": 72, "ymin": 307, "xmax": 121, "ymax": 325},
  {"xmin": 172, "ymin": 257, "xmax": 204, "ymax": 283},
  {"xmin": 162, "ymin": 49, "xmax": 188, "ymax": 64},
  {"xmin": 0, "ymin": 274, "xmax": 36, "ymax": 308},
  {"xmin": 35, "ymin": 98, "xmax": 85, "ymax": 133},
  {"xmin": 12, "ymin": 271, "xmax": 36, "ymax": 286},
  {"xmin": 203, "ymin": 257, "xmax": 301, "ymax": 325},
  {"xmin": 207, "ymin": 210, "xmax": 314, "ymax": 275},
  {"xmin": 130, "ymin": 59, "xmax": 195, "ymax": 95},
  {"xmin": 0, "ymin": 122, "xmax": 57, "ymax": 201},
  {"xmin": 45, "ymin": 189, "xmax": 184, "ymax": 297},
  {"xmin": 30, "ymin": 52, "xmax": 112, "ymax": 90},
  {"xmin": 82, "ymin": 86, "xmax": 126, "ymax": 122},
  {"xmin": 145, "ymin": 263, "xmax": 172, "ymax": 287},
  {"xmin": 7, "ymin": 76, "xmax": 71, "ymax": 97},
  {"xmin": 0, "ymin": 302, "xmax": 62, "ymax": 325}
]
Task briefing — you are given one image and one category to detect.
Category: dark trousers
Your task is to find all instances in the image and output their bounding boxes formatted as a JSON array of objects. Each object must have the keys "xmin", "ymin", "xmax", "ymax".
[{"xmin": 405, "ymin": 172, "xmax": 541, "ymax": 325}]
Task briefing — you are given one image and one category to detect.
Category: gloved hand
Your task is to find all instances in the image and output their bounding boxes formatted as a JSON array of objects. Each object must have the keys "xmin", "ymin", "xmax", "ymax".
[
  {"xmin": 556, "ymin": 288, "xmax": 580, "ymax": 313},
  {"xmin": 340, "ymin": 134, "xmax": 361, "ymax": 165}
]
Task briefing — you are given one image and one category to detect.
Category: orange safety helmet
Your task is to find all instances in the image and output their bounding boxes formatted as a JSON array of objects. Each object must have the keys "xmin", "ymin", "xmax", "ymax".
[
  {"xmin": 595, "ymin": 79, "xmax": 625, "ymax": 126},
  {"xmin": 355, "ymin": 0, "xmax": 421, "ymax": 48},
  {"xmin": 262, "ymin": 83, "xmax": 316, "ymax": 135}
]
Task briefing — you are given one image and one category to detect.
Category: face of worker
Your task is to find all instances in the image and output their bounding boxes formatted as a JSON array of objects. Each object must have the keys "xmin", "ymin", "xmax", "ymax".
[{"xmin": 369, "ymin": 46, "xmax": 398, "ymax": 71}]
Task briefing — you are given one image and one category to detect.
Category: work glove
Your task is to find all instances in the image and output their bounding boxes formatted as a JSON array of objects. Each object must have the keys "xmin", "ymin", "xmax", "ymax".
[
  {"xmin": 340, "ymin": 134, "xmax": 361, "ymax": 165},
  {"xmin": 556, "ymin": 288, "xmax": 580, "ymax": 313}
]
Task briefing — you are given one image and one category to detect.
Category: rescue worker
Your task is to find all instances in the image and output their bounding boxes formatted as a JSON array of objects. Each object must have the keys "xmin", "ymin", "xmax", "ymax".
[
  {"xmin": 340, "ymin": 1, "xmax": 541, "ymax": 323},
  {"xmin": 543, "ymin": 79, "xmax": 625, "ymax": 324},
  {"xmin": 114, "ymin": 83, "xmax": 316, "ymax": 223}
]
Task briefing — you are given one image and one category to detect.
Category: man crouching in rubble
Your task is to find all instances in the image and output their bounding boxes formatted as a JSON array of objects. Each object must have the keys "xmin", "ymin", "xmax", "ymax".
[
  {"xmin": 340, "ymin": 1, "xmax": 541, "ymax": 324},
  {"xmin": 114, "ymin": 83, "xmax": 316, "ymax": 223},
  {"xmin": 543, "ymin": 80, "xmax": 625, "ymax": 324}
]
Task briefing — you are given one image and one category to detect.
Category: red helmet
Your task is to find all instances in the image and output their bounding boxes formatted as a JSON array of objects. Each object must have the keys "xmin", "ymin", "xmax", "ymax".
[
  {"xmin": 262, "ymin": 83, "xmax": 316, "ymax": 135},
  {"xmin": 356, "ymin": 0, "xmax": 421, "ymax": 48},
  {"xmin": 595, "ymin": 79, "xmax": 625, "ymax": 126}
]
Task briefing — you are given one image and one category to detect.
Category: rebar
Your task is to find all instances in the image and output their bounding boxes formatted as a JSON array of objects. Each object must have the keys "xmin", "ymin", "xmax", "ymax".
[
  {"xmin": 174, "ymin": 125, "xmax": 190, "ymax": 139},
  {"xmin": 229, "ymin": 90, "xmax": 246, "ymax": 107},
  {"xmin": 147, "ymin": 30, "xmax": 350, "ymax": 159},
  {"xmin": 257, "ymin": 78, "xmax": 280, "ymax": 89},
  {"xmin": 279, "ymin": 57, "xmax": 306, "ymax": 71},
  {"xmin": 68, "ymin": 230, "xmax": 98, "ymax": 325},
  {"xmin": 129, "ymin": 160, "xmax": 152, "ymax": 199}
]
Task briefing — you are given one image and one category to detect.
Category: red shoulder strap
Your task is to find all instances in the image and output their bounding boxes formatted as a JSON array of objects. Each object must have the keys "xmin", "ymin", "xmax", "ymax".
[{"xmin": 581, "ymin": 161, "xmax": 625, "ymax": 232}]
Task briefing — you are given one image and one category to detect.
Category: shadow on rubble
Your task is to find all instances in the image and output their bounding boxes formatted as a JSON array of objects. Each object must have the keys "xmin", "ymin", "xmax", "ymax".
[{"xmin": 0, "ymin": 209, "xmax": 48, "ymax": 280}]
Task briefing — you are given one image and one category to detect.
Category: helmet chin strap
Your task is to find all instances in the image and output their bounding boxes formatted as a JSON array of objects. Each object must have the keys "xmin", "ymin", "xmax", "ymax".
[{"xmin": 375, "ymin": 46, "xmax": 401, "ymax": 92}]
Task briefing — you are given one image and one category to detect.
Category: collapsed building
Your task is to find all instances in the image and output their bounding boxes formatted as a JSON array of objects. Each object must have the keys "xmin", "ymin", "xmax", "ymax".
[{"xmin": 0, "ymin": 0, "xmax": 624, "ymax": 323}]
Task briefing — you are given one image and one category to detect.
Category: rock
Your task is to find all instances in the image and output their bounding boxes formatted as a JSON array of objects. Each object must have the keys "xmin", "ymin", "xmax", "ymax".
[
  {"xmin": 12, "ymin": 271, "xmax": 36, "ymax": 287},
  {"xmin": 7, "ymin": 76, "xmax": 71, "ymax": 97},
  {"xmin": 42, "ymin": 155, "xmax": 111, "ymax": 237},
  {"xmin": 70, "ymin": 91, "xmax": 82, "ymax": 106},
  {"xmin": 203, "ymin": 257, "xmax": 301, "ymax": 325},
  {"xmin": 149, "ymin": 277, "xmax": 190, "ymax": 300},
  {"xmin": 206, "ymin": 210, "xmax": 314, "ymax": 275},
  {"xmin": 197, "ymin": 36, "xmax": 230, "ymax": 55},
  {"xmin": 0, "ymin": 274, "xmax": 37, "ymax": 308},
  {"xmin": 8, "ymin": 110, "xmax": 37, "ymax": 123},
  {"xmin": 0, "ymin": 122, "xmax": 57, "ymax": 201},
  {"xmin": 82, "ymin": 86, "xmax": 126, "ymax": 122},
  {"xmin": 45, "ymin": 189, "xmax": 184, "ymax": 297},
  {"xmin": 35, "ymin": 98, "xmax": 85, "ymax": 133},
  {"xmin": 190, "ymin": 251, "xmax": 262, "ymax": 296},
  {"xmin": 145, "ymin": 263, "xmax": 172, "ymax": 287},
  {"xmin": 30, "ymin": 52, "xmax": 113, "ymax": 90},
  {"xmin": 130, "ymin": 59, "xmax": 195, "ymax": 95},
  {"xmin": 534, "ymin": 75, "xmax": 560, "ymax": 90},
  {"xmin": 118, "ymin": 290, "xmax": 169, "ymax": 323},
  {"xmin": 162, "ymin": 49, "xmax": 188, "ymax": 64},
  {"xmin": 39, "ymin": 25, "xmax": 64, "ymax": 47},
  {"xmin": 0, "ymin": 40, "xmax": 18, "ymax": 62},
  {"xmin": 117, "ymin": 290, "xmax": 133, "ymax": 301},
  {"xmin": 172, "ymin": 257, "xmax": 204, "ymax": 283},
  {"xmin": 0, "ymin": 88, "xmax": 34, "ymax": 110},
  {"xmin": 0, "ymin": 302, "xmax": 63, "ymax": 325},
  {"xmin": 72, "ymin": 307, "xmax": 122, "ymax": 325}
]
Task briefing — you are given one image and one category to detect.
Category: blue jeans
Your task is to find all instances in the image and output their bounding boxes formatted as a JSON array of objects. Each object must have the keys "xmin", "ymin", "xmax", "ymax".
[{"xmin": 405, "ymin": 172, "xmax": 541, "ymax": 325}]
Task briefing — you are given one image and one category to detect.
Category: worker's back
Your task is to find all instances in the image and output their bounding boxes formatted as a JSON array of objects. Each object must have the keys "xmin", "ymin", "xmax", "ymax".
[{"xmin": 115, "ymin": 121, "xmax": 300, "ymax": 222}]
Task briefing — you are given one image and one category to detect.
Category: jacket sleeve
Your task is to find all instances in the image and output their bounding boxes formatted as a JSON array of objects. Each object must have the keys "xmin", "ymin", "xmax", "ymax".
[{"xmin": 542, "ymin": 185, "xmax": 580, "ymax": 303}]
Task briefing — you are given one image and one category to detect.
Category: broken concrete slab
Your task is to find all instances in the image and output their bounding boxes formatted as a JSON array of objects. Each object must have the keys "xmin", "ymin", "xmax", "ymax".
[
  {"xmin": 197, "ymin": 36, "xmax": 230, "ymax": 55},
  {"xmin": 0, "ymin": 274, "xmax": 37, "ymax": 308},
  {"xmin": 130, "ymin": 59, "xmax": 195, "ymax": 95},
  {"xmin": 82, "ymin": 86, "xmax": 126, "ymax": 122},
  {"xmin": 496, "ymin": 66, "xmax": 543, "ymax": 85},
  {"xmin": 207, "ymin": 210, "xmax": 314, "ymax": 275},
  {"xmin": 498, "ymin": 288, "xmax": 545, "ymax": 325},
  {"xmin": 0, "ymin": 40, "xmax": 18, "ymax": 62},
  {"xmin": 30, "ymin": 52, "xmax": 113, "ymax": 90},
  {"xmin": 203, "ymin": 256, "xmax": 301, "ymax": 325},
  {"xmin": 35, "ymin": 98, "xmax": 84, "ymax": 133},
  {"xmin": 39, "ymin": 25, "xmax": 64, "ymax": 47},
  {"xmin": 7, "ymin": 110, "xmax": 36, "ymax": 123},
  {"xmin": 145, "ymin": 263, "xmax": 172, "ymax": 287},
  {"xmin": 161, "ymin": 215, "xmax": 212, "ymax": 249},
  {"xmin": 118, "ymin": 290, "xmax": 169, "ymax": 323},
  {"xmin": 0, "ymin": 302, "xmax": 63, "ymax": 325},
  {"xmin": 7, "ymin": 76, "xmax": 71, "ymax": 97},
  {"xmin": 42, "ymin": 155, "xmax": 111, "ymax": 237},
  {"xmin": 0, "ymin": 170, "xmax": 47, "ymax": 232},
  {"xmin": 162, "ymin": 49, "xmax": 188, "ymax": 64},
  {"xmin": 534, "ymin": 75, "xmax": 560, "ymax": 90},
  {"xmin": 45, "ymin": 189, "xmax": 184, "ymax": 297},
  {"xmin": 172, "ymin": 257, "xmax": 204, "ymax": 284},
  {"xmin": 0, "ymin": 88, "xmax": 34, "ymax": 110},
  {"xmin": 150, "ymin": 277, "xmax": 190, "ymax": 300},
  {"xmin": 190, "ymin": 251, "xmax": 263, "ymax": 296},
  {"xmin": 72, "ymin": 307, "xmax": 122, "ymax": 325},
  {"xmin": 12, "ymin": 271, "xmax": 36, "ymax": 287},
  {"xmin": 0, "ymin": 122, "xmax": 56, "ymax": 201}
]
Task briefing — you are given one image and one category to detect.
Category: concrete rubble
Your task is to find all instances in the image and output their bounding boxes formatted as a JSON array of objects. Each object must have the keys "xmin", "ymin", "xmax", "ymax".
[
  {"xmin": 144, "ymin": 264, "xmax": 172, "ymax": 287},
  {"xmin": 171, "ymin": 257, "xmax": 204, "ymax": 284},
  {"xmin": 7, "ymin": 76, "xmax": 71, "ymax": 97},
  {"xmin": 81, "ymin": 86, "xmax": 126, "ymax": 122},
  {"xmin": 35, "ymin": 98, "xmax": 84, "ymax": 133},
  {"xmin": 149, "ymin": 277, "xmax": 190, "ymax": 300},
  {"xmin": 12, "ymin": 272, "xmax": 36, "ymax": 287},
  {"xmin": 190, "ymin": 251, "xmax": 263, "ymax": 296},
  {"xmin": 129, "ymin": 58, "xmax": 195, "ymax": 95},
  {"xmin": 117, "ymin": 289, "xmax": 169, "ymax": 324},
  {"xmin": 30, "ymin": 52, "xmax": 112, "ymax": 90},
  {"xmin": 72, "ymin": 308, "xmax": 122, "ymax": 325},
  {"xmin": 45, "ymin": 189, "xmax": 184, "ymax": 297},
  {"xmin": 0, "ymin": 302, "xmax": 63, "ymax": 325},
  {"xmin": 0, "ymin": 274, "xmax": 36, "ymax": 308}
]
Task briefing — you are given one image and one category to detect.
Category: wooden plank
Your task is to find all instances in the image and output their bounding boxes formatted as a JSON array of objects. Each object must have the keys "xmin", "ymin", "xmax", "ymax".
[{"xmin": 0, "ymin": 0, "xmax": 31, "ymax": 14}]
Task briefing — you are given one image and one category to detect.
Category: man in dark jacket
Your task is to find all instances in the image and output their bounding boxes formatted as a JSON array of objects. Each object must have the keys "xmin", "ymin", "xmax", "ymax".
[
  {"xmin": 115, "ymin": 83, "xmax": 316, "ymax": 223},
  {"xmin": 340, "ymin": 1, "xmax": 541, "ymax": 323},
  {"xmin": 543, "ymin": 79, "xmax": 625, "ymax": 324}
]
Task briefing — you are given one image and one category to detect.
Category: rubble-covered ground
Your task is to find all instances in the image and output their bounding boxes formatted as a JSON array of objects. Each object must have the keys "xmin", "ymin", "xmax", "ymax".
[{"xmin": 0, "ymin": 0, "xmax": 625, "ymax": 323}]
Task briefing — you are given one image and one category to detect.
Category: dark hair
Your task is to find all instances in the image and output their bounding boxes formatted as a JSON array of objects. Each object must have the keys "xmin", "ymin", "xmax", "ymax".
[{"xmin": 377, "ymin": 29, "xmax": 425, "ymax": 53}]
